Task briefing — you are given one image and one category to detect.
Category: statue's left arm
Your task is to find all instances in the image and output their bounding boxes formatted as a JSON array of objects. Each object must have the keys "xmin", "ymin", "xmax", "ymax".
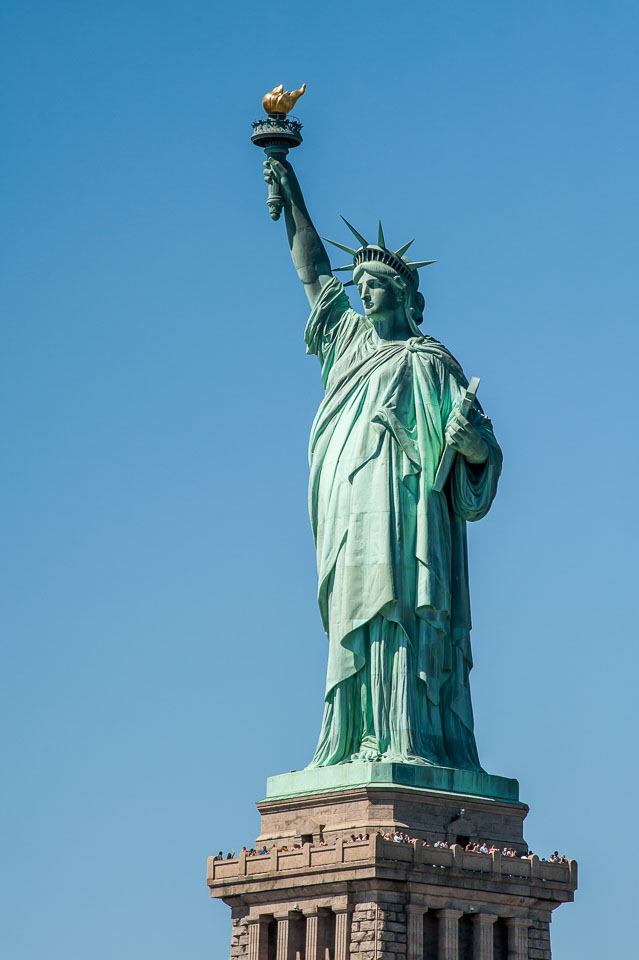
[
  {"xmin": 445, "ymin": 407, "xmax": 490, "ymax": 465},
  {"xmin": 443, "ymin": 373, "xmax": 503, "ymax": 521}
]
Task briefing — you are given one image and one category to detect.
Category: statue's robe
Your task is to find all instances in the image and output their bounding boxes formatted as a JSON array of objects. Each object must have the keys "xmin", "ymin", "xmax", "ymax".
[{"xmin": 305, "ymin": 279, "xmax": 502, "ymax": 770}]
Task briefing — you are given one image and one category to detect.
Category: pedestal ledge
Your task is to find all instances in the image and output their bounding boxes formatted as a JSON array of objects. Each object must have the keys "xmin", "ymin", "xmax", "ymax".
[{"xmin": 265, "ymin": 762, "xmax": 520, "ymax": 803}]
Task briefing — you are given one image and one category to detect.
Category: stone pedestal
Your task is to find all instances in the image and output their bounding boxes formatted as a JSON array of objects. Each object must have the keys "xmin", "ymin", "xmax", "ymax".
[
  {"xmin": 208, "ymin": 779, "xmax": 577, "ymax": 960},
  {"xmin": 257, "ymin": 770, "xmax": 527, "ymax": 855}
]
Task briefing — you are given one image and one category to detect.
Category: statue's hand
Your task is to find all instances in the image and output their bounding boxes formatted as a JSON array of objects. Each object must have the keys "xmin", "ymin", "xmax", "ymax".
[
  {"xmin": 445, "ymin": 410, "xmax": 489, "ymax": 464},
  {"xmin": 263, "ymin": 157, "xmax": 302, "ymax": 208}
]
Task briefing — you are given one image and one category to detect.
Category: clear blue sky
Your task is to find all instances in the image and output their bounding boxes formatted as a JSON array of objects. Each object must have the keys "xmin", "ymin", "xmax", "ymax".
[{"xmin": 2, "ymin": 2, "xmax": 637, "ymax": 957}]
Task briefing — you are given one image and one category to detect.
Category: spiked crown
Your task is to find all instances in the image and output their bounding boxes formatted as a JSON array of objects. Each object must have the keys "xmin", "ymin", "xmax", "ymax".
[{"xmin": 323, "ymin": 218, "xmax": 436, "ymax": 288}]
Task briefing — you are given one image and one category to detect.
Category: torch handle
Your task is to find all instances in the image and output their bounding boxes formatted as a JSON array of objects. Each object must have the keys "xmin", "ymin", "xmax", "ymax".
[
  {"xmin": 267, "ymin": 179, "xmax": 284, "ymax": 221},
  {"xmin": 263, "ymin": 144, "xmax": 289, "ymax": 221}
]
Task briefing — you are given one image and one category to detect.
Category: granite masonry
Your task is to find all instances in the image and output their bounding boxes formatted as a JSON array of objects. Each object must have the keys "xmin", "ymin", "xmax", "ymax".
[{"xmin": 207, "ymin": 783, "xmax": 577, "ymax": 960}]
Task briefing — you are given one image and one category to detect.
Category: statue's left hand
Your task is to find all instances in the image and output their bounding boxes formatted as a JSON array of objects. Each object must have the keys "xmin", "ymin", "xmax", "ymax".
[{"xmin": 445, "ymin": 410, "xmax": 489, "ymax": 464}]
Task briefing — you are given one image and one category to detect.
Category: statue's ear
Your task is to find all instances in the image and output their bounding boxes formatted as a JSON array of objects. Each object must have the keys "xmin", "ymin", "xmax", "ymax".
[{"xmin": 415, "ymin": 292, "xmax": 426, "ymax": 316}]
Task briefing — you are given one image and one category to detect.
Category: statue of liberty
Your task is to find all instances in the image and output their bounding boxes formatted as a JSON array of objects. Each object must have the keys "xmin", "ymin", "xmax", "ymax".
[{"xmin": 263, "ymin": 155, "xmax": 502, "ymax": 773}]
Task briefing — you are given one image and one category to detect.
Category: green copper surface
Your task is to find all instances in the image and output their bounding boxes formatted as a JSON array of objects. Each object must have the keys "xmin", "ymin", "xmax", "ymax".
[
  {"xmin": 266, "ymin": 763, "xmax": 520, "ymax": 803},
  {"xmin": 260, "ymin": 156, "xmax": 503, "ymax": 776}
]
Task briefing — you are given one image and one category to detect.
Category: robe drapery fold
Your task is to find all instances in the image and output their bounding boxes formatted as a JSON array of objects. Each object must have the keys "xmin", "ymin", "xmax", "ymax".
[{"xmin": 304, "ymin": 279, "xmax": 502, "ymax": 770}]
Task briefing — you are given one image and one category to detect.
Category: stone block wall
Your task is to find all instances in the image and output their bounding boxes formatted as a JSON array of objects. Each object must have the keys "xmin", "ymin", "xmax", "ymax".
[
  {"xmin": 350, "ymin": 901, "xmax": 408, "ymax": 959},
  {"xmin": 229, "ymin": 916, "xmax": 249, "ymax": 960},
  {"xmin": 527, "ymin": 920, "xmax": 551, "ymax": 960}
]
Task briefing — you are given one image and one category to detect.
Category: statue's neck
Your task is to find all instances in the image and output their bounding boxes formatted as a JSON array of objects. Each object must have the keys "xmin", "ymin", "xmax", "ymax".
[{"xmin": 369, "ymin": 311, "xmax": 413, "ymax": 343}]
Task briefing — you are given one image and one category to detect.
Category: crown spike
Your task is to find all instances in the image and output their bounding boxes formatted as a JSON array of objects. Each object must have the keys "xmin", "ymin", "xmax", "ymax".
[
  {"xmin": 340, "ymin": 216, "xmax": 369, "ymax": 248},
  {"xmin": 333, "ymin": 264, "xmax": 357, "ymax": 272},
  {"xmin": 407, "ymin": 259, "xmax": 437, "ymax": 269},
  {"xmin": 343, "ymin": 279, "xmax": 356, "ymax": 287},
  {"xmin": 322, "ymin": 237, "xmax": 358, "ymax": 256},
  {"xmin": 377, "ymin": 220, "xmax": 385, "ymax": 247},
  {"xmin": 395, "ymin": 238, "xmax": 415, "ymax": 258}
]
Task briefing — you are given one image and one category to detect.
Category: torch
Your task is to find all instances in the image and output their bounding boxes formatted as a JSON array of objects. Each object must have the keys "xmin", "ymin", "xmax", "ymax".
[{"xmin": 251, "ymin": 83, "xmax": 306, "ymax": 221}]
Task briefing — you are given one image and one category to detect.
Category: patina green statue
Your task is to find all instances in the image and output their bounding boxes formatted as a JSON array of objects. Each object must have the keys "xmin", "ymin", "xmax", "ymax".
[{"xmin": 263, "ymin": 155, "xmax": 502, "ymax": 774}]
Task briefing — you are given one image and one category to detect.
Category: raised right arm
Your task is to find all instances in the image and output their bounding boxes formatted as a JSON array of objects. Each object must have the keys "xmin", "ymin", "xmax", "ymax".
[{"xmin": 264, "ymin": 158, "xmax": 333, "ymax": 307}]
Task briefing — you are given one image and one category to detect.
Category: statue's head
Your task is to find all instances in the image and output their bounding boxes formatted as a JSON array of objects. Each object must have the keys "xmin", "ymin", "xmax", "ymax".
[
  {"xmin": 353, "ymin": 260, "xmax": 426, "ymax": 336},
  {"xmin": 322, "ymin": 218, "xmax": 435, "ymax": 337}
]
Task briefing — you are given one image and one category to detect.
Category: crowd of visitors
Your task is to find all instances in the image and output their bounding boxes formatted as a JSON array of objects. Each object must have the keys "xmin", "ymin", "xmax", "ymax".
[
  {"xmin": 212, "ymin": 845, "xmax": 271, "ymax": 860},
  {"xmin": 212, "ymin": 833, "xmax": 569, "ymax": 863},
  {"xmin": 378, "ymin": 832, "xmax": 525, "ymax": 858}
]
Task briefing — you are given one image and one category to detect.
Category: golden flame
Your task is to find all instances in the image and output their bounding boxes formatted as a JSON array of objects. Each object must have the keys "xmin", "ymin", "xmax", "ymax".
[{"xmin": 262, "ymin": 83, "xmax": 306, "ymax": 115}]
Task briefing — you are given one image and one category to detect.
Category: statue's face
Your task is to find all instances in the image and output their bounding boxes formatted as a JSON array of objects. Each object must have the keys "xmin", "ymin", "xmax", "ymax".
[{"xmin": 356, "ymin": 271, "xmax": 399, "ymax": 319}]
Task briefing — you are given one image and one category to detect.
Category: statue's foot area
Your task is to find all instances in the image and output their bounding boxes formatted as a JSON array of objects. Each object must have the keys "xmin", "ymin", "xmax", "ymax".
[
  {"xmin": 345, "ymin": 750, "xmax": 438, "ymax": 765},
  {"xmin": 378, "ymin": 752, "xmax": 437, "ymax": 766},
  {"xmin": 350, "ymin": 749, "xmax": 382, "ymax": 762}
]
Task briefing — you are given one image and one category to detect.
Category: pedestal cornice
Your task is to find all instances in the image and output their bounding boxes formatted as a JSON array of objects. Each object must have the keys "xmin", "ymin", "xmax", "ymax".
[{"xmin": 265, "ymin": 762, "xmax": 520, "ymax": 803}]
